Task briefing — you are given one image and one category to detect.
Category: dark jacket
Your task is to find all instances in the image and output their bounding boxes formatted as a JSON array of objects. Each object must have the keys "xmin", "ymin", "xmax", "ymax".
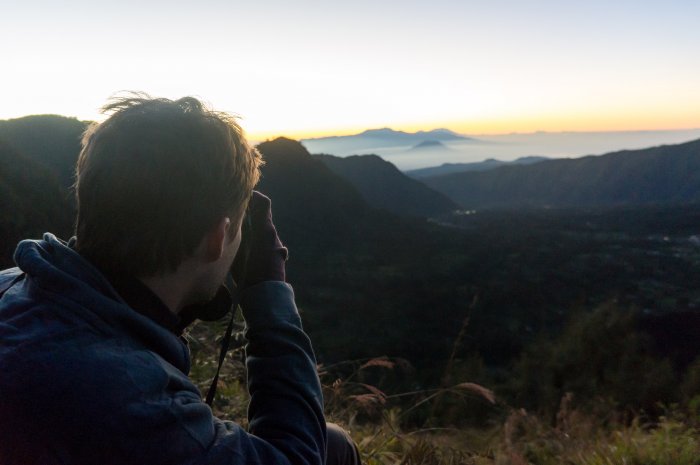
[{"xmin": 0, "ymin": 233, "xmax": 326, "ymax": 465}]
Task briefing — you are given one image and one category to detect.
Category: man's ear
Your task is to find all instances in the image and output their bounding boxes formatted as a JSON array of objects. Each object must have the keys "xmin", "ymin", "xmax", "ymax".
[{"xmin": 203, "ymin": 217, "xmax": 231, "ymax": 262}]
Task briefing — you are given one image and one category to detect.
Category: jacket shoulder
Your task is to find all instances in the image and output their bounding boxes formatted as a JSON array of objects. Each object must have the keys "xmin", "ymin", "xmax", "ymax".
[{"xmin": 0, "ymin": 268, "xmax": 23, "ymax": 296}]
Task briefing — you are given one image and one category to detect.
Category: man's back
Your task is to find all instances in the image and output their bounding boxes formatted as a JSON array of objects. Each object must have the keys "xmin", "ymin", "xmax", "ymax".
[{"xmin": 0, "ymin": 234, "xmax": 326, "ymax": 464}]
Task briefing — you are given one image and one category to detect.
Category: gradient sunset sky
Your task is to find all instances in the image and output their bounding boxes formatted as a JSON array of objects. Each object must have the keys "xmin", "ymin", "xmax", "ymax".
[{"xmin": 2, "ymin": 0, "xmax": 699, "ymax": 140}]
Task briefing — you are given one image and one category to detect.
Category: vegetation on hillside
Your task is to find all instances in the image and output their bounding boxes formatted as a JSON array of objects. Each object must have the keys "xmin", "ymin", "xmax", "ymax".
[
  {"xmin": 186, "ymin": 309, "xmax": 700, "ymax": 464},
  {"xmin": 0, "ymin": 141, "xmax": 73, "ymax": 265},
  {"xmin": 0, "ymin": 115, "xmax": 86, "ymax": 191}
]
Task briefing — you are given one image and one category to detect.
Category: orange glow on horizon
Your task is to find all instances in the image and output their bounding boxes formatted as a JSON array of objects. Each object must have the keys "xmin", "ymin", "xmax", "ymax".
[
  {"xmin": 247, "ymin": 126, "xmax": 373, "ymax": 143},
  {"xmin": 248, "ymin": 113, "xmax": 700, "ymax": 142}
]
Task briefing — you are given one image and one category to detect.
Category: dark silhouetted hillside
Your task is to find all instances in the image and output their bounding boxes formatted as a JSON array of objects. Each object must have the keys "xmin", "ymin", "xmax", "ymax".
[
  {"xmin": 255, "ymin": 138, "xmax": 372, "ymax": 245},
  {"xmin": 255, "ymin": 138, "xmax": 469, "ymax": 363},
  {"xmin": 422, "ymin": 139, "xmax": 700, "ymax": 208},
  {"xmin": 0, "ymin": 115, "xmax": 87, "ymax": 192},
  {"xmin": 314, "ymin": 153, "xmax": 458, "ymax": 218},
  {"xmin": 0, "ymin": 140, "xmax": 73, "ymax": 267}
]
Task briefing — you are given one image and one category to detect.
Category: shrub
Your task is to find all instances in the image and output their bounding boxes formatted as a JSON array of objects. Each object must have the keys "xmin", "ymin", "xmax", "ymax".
[{"xmin": 509, "ymin": 303, "xmax": 678, "ymax": 414}]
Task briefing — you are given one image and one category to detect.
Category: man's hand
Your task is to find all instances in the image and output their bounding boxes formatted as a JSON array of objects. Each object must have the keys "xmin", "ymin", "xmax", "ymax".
[{"xmin": 231, "ymin": 191, "xmax": 288, "ymax": 289}]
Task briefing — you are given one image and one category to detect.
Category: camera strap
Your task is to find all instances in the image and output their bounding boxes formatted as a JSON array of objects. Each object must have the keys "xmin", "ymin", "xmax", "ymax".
[
  {"xmin": 205, "ymin": 207, "xmax": 253, "ymax": 407},
  {"xmin": 205, "ymin": 304, "xmax": 238, "ymax": 406},
  {"xmin": 204, "ymin": 268, "xmax": 247, "ymax": 407}
]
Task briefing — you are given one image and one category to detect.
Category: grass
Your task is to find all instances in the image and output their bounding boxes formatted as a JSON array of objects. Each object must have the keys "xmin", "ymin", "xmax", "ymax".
[
  {"xmin": 187, "ymin": 319, "xmax": 700, "ymax": 465},
  {"xmin": 333, "ymin": 403, "xmax": 700, "ymax": 465},
  {"xmin": 321, "ymin": 357, "xmax": 700, "ymax": 465}
]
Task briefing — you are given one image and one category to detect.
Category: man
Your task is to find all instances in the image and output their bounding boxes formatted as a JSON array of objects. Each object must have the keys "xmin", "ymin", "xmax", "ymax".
[{"xmin": 0, "ymin": 95, "xmax": 360, "ymax": 464}]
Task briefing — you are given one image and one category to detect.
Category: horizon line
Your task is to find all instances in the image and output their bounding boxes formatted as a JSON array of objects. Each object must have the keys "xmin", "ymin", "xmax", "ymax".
[{"xmin": 250, "ymin": 126, "xmax": 700, "ymax": 143}]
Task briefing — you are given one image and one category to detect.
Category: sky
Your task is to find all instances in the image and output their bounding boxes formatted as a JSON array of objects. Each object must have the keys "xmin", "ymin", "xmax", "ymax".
[{"xmin": 2, "ymin": 0, "xmax": 699, "ymax": 140}]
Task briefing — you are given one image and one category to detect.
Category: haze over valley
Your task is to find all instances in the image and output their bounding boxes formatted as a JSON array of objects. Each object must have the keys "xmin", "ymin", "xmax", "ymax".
[{"xmin": 301, "ymin": 127, "xmax": 700, "ymax": 170}]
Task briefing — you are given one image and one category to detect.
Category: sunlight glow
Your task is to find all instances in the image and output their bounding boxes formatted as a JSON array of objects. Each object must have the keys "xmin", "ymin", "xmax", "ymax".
[{"xmin": 1, "ymin": 0, "xmax": 699, "ymax": 139}]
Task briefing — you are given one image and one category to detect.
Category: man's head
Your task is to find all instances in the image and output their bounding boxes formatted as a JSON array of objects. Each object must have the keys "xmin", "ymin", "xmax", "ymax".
[{"xmin": 75, "ymin": 94, "xmax": 263, "ymax": 280}]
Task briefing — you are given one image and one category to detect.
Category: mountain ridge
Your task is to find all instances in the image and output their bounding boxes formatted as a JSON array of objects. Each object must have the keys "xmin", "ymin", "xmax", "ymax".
[
  {"xmin": 306, "ymin": 127, "xmax": 470, "ymax": 142},
  {"xmin": 314, "ymin": 153, "xmax": 458, "ymax": 218},
  {"xmin": 406, "ymin": 156, "xmax": 549, "ymax": 178},
  {"xmin": 300, "ymin": 127, "xmax": 476, "ymax": 155},
  {"xmin": 422, "ymin": 138, "xmax": 700, "ymax": 208}
]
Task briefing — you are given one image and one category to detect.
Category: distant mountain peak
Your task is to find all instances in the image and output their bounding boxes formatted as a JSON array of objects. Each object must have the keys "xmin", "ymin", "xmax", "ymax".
[
  {"xmin": 356, "ymin": 127, "xmax": 468, "ymax": 139},
  {"xmin": 257, "ymin": 137, "xmax": 313, "ymax": 162},
  {"xmin": 410, "ymin": 140, "xmax": 450, "ymax": 151},
  {"xmin": 301, "ymin": 128, "xmax": 475, "ymax": 157},
  {"xmin": 359, "ymin": 128, "xmax": 407, "ymax": 137},
  {"xmin": 415, "ymin": 128, "xmax": 461, "ymax": 137}
]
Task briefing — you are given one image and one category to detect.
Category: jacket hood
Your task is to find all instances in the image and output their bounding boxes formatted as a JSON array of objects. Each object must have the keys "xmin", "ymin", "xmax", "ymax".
[
  {"xmin": 15, "ymin": 233, "xmax": 117, "ymax": 300},
  {"xmin": 11, "ymin": 233, "xmax": 190, "ymax": 373}
]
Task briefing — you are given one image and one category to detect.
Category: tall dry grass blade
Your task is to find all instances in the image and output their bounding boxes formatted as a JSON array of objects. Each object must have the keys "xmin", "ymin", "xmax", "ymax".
[
  {"xmin": 454, "ymin": 382, "xmax": 496, "ymax": 404},
  {"xmin": 361, "ymin": 357, "xmax": 396, "ymax": 370},
  {"xmin": 442, "ymin": 293, "xmax": 479, "ymax": 387}
]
